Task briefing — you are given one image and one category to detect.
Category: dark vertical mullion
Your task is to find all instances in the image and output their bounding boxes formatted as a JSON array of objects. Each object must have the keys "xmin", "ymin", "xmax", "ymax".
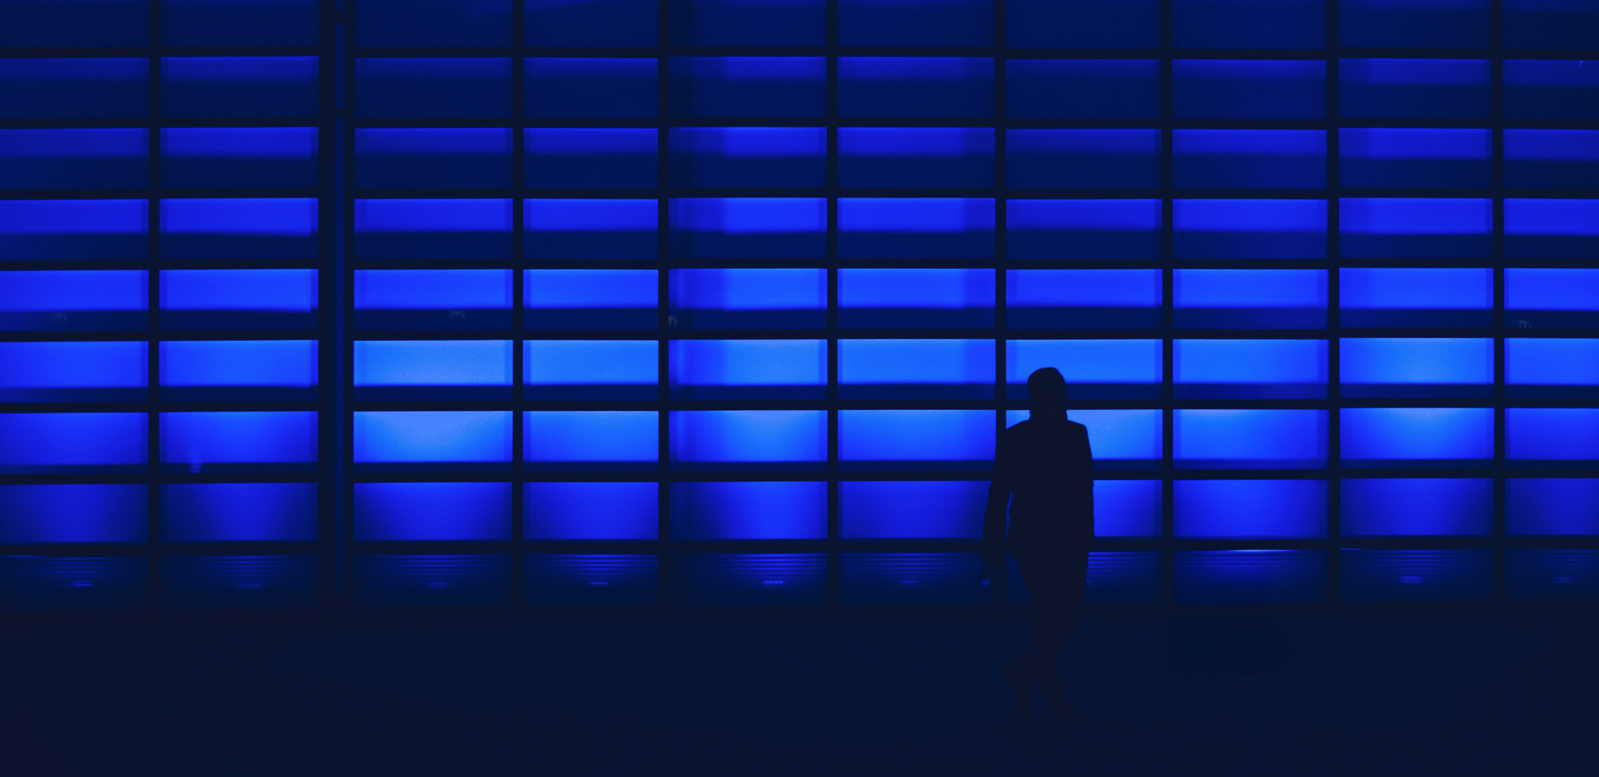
[
  {"xmin": 147, "ymin": 0, "xmax": 163, "ymax": 609},
  {"xmin": 1490, "ymin": 0, "xmax": 1507, "ymax": 607},
  {"xmin": 510, "ymin": 0, "xmax": 526, "ymax": 608},
  {"xmin": 319, "ymin": 3, "xmax": 342, "ymax": 607},
  {"xmin": 1158, "ymin": 0, "xmax": 1175, "ymax": 610},
  {"xmin": 657, "ymin": 1, "xmax": 672, "ymax": 612},
  {"xmin": 824, "ymin": 2, "xmax": 840, "ymax": 610},
  {"xmin": 1325, "ymin": 0, "xmax": 1341, "ymax": 610},
  {"xmin": 992, "ymin": 0, "xmax": 1008, "ymax": 608},
  {"xmin": 339, "ymin": 7, "xmax": 355, "ymax": 601}
]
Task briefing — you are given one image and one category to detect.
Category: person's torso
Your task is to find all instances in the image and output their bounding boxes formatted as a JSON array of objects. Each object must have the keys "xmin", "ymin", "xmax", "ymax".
[{"xmin": 1005, "ymin": 418, "xmax": 1094, "ymax": 545}]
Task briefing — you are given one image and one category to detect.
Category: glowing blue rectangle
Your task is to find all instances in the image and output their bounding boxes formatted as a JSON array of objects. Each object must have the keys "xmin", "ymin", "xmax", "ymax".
[
  {"xmin": 526, "ymin": 199, "xmax": 658, "ymax": 260},
  {"xmin": 160, "ymin": 412, "xmax": 317, "ymax": 473},
  {"xmin": 1006, "ymin": 409, "xmax": 1162, "ymax": 468},
  {"xmin": 1174, "ymin": 269, "xmax": 1327, "ymax": 329},
  {"xmin": 839, "ymin": 339, "xmax": 993, "ymax": 400},
  {"xmin": 526, "ymin": 270, "xmax": 657, "ymax": 330},
  {"xmin": 1505, "ymin": 130, "xmax": 1599, "ymax": 188},
  {"xmin": 524, "ymin": 554, "xmax": 659, "ymax": 606},
  {"xmin": 1173, "ymin": 0, "xmax": 1324, "ymax": 48},
  {"xmin": 1006, "ymin": 60, "xmax": 1161, "ymax": 119},
  {"xmin": 1008, "ymin": 0, "xmax": 1160, "ymax": 48},
  {"xmin": 670, "ymin": 268, "xmax": 826, "ymax": 329},
  {"xmin": 1006, "ymin": 270, "xmax": 1162, "ymax": 329},
  {"xmin": 525, "ymin": 58, "xmax": 658, "ymax": 118},
  {"xmin": 1341, "ymin": 408, "xmax": 1494, "ymax": 467},
  {"xmin": 1006, "ymin": 129, "xmax": 1161, "ymax": 189},
  {"xmin": 0, "ymin": 58, "xmax": 149, "ymax": 118},
  {"xmin": 838, "ymin": 0, "xmax": 992, "ymax": 45},
  {"xmin": 669, "ymin": 57, "xmax": 827, "ymax": 117},
  {"xmin": 0, "ymin": 556, "xmax": 148, "ymax": 609},
  {"xmin": 1339, "ymin": 0, "xmax": 1489, "ymax": 48},
  {"xmin": 0, "ymin": 485, "xmax": 146, "ymax": 543},
  {"xmin": 1340, "ymin": 58, "xmax": 1490, "ymax": 118},
  {"xmin": 1506, "ymin": 199, "xmax": 1599, "ymax": 258},
  {"xmin": 1175, "ymin": 480, "xmax": 1327, "ymax": 538},
  {"xmin": 1092, "ymin": 480, "xmax": 1163, "ymax": 537},
  {"xmin": 840, "ymin": 553, "xmax": 991, "ymax": 606},
  {"xmin": 0, "ymin": 342, "xmax": 147, "ymax": 402},
  {"xmin": 356, "ymin": 129, "xmax": 505, "ymax": 157},
  {"xmin": 1340, "ymin": 128, "xmax": 1491, "ymax": 187},
  {"xmin": 525, "ymin": 482, "xmax": 659, "ymax": 540},
  {"xmin": 354, "ymin": 58, "xmax": 510, "ymax": 118},
  {"xmin": 669, "ymin": 482, "xmax": 827, "ymax": 540},
  {"xmin": 839, "ymin": 268, "xmax": 993, "ymax": 328},
  {"xmin": 1173, "ymin": 130, "xmax": 1326, "ymax": 188},
  {"xmin": 1173, "ymin": 60, "xmax": 1326, "ymax": 119},
  {"xmin": 0, "ymin": 413, "xmax": 146, "ymax": 473},
  {"xmin": 355, "ymin": 269, "xmax": 512, "ymax": 330},
  {"xmin": 354, "ymin": 199, "xmax": 511, "ymax": 259},
  {"xmin": 0, "ymin": 271, "xmax": 145, "ymax": 331},
  {"xmin": 1506, "ymin": 268, "xmax": 1599, "ymax": 321},
  {"xmin": 0, "ymin": 129, "xmax": 148, "ymax": 189},
  {"xmin": 838, "ymin": 57, "xmax": 994, "ymax": 117},
  {"xmin": 840, "ymin": 481, "xmax": 988, "ymax": 539},
  {"xmin": 354, "ymin": 128, "xmax": 511, "ymax": 188},
  {"xmin": 837, "ymin": 128, "xmax": 994, "ymax": 187},
  {"xmin": 1341, "ymin": 549, "xmax": 1491, "ymax": 601},
  {"xmin": 525, "ymin": 127, "xmax": 657, "ymax": 154},
  {"xmin": 0, "ymin": 199, "xmax": 148, "ymax": 260},
  {"xmin": 838, "ymin": 198, "xmax": 994, "ymax": 259},
  {"xmin": 1505, "ymin": 60, "xmax": 1599, "ymax": 120},
  {"xmin": 355, "ymin": 340, "xmax": 510, "ymax": 383},
  {"xmin": 1175, "ymin": 410, "xmax": 1327, "ymax": 469},
  {"xmin": 839, "ymin": 410, "xmax": 994, "ymax": 470},
  {"xmin": 1007, "ymin": 199, "xmax": 1162, "ymax": 259},
  {"xmin": 668, "ymin": 198, "xmax": 826, "ymax": 258},
  {"xmin": 1340, "ymin": 268, "xmax": 1492, "ymax": 309},
  {"xmin": 1173, "ymin": 550, "xmax": 1327, "ymax": 604},
  {"xmin": 353, "ymin": 411, "xmax": 511, "ymax": 470},
  {"xmin": 1341, "ymin": 479, "xmax": 1492, "ymax": 536},
  {"xmin": 1173, "ymin": 199, "xmax": 1327, "ymax": 259},
  {"xmin": 670, "ymin": 340, "xmax": 826, "ymax": 400},
  {"xmin": 162, "ymin": 127, "xmax": 318, "ymax": 188},
  {"xmin": 161, "ymin": 483, "xmax": 317, "ymax": 542},
  {"xmin": 669, "ymin": 127, "xmax": 826, "ymax": 187},
  {"xmin": 523, "ymin": 411, "xmax": 658, "ymax": 470},
  {"xmin": 526, "ymin": 127, "xmax": 657, "ymax": 188},
  {"xmin": 356, "ymin": 0, "xmax": 512, "ymax": 46},
  {"xmin": 159, "ymin": 269, "xmax": 317, "ymax": 330},
  {"xmin": 1341, "ymin": 198, "xmax": 1492, "ymax": 258},
  {"xmin": 354, "ymin": 555, "xmax": 511, "ymax": 607},
  {"xmin": 1507, "ymin": 339, "xmax": 1599, "ymax": 396},
  {"xmin": 668, "ymin": 410, "xmax": 827, "ymax": 470},
  {"xmin": 162, "ymin": 57, "xmax": 318, "ymax": 117},
  {"xmin": 1006, "ymin": 339, "xmax": 1163, "ymax": 399},
  {"xmin": 1175, "ymin": 340, "xmax": 1326, "ymax": 399},
  {"xmin": 1508, "ymin": 479, "xmax": 1599, "ymax": 535},
  {"xmin": 160, "ymin": 340, "xmax": 317, "ymax": 400},
  {"xmin": 160, "ymin": 198, "xmax": 317, "ymax": 260},
  {"xmin": 674, "ymin": 0, "xmax": 825, "ymax": 44},
  {"xmin": 1341, "ymin": 338, "xmax": 1493, "ymax": 398},
  {"xmin": 163, "ymin": 0, "xmax": 320, "ymax": 46},
  {"xmin": 354, "ymin": 482, "xmax": 511, "ymax": 541},
  {"xmin": 674, "ymin": 553, "xmax": 827, "ymax": 606},
  {"xmin": 525, "ymin": 340, "xmax": 656, "ymax": 400},
  {"xmin": 1508, "ymin": 408, "xmax": 1599, "ymax": 464}
]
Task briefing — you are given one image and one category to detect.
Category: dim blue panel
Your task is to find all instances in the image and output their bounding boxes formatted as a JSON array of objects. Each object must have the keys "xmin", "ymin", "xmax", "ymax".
[
  {"xmin": 1506, "ymin": 199, "xmax": 1599, "ymax": 259},
  {"xmin": 525, "ymin": 482, "xmax": 658, "ymax": 540},
  {"xmin": 1175, "ymin": 340, "xmax": 1327, "ymax": 400},
  {"xmin": 1340, "ymin": 128, "xmax": 1491, "ymax": 188},
  {"xmin": 526, "ymin": 128, "xmax": 658, "ymax": 189},
  {"xmin": 1508, "ymin": 408, "xmax": 1599, "ymax": 466},
  {"xmin": 670, "ymin": 482, "xmax": 827, "ymax": 540},
  {"xmin": 160, "ymin": 412, "xmax": 317, "ymax": 474},
  {"xmin": 839, "ymin": 268, "xmax": 993, "ymax": 329},
  {"xmin": 671, "ymin": 339, "xmax": 826, "ymax": 400},
  {"xmin": 1339, "ymin": 0, "xmax": 1489, "ymax": 48},
  {"xmin": 1006, "ymin": 0, "xmax": 1158, "ymax": 47},
  {"xmin": 1341, "ymin": 479, "xmax": 1492, "ymax": 537},
  {"xmin": 1173, "ymin": 0, "xmax": 1322, "ymax": 48},
  {"xmin": 0, "ymin": 129, "xmax": 148, "ymax": 189},
  {"xmin": 1173, "ymin": 550, "xmax": 1326, "ymax": 604},
  {"xmin": 525, "ymin": 555, "xmax": 659, "ymax": 606},
  {"xmin": 1007, "ymin": 551, "xmax": 1161, "ymax": 604},
  {"xmin": 0, "ymin": 342, "xmax": 147, "ymax": 402},
  {"xmin": 1506, "ymin": 130, "xmax": 1599, "ymax": 189},
  {"xmin": 0, "ymin": 413, "xmax": 146, "ymax": 473},
  {"xmin": 1341, "ymin": 549, "xmax": 1491, "ymax": 601},
  {"xmin": 1507, "ymin": 550, "xmax": 1599, "ymax": 601},
  {"xmin": 526, "ymin": 58, "xmax": 658, "ymax": 118},
  {"xmin": 839, "ymin": 340, "xmax": 993, "ymax": 400},
  {"xmin": 355, "ymin": 555, "xmax": 511, "ymax": 607},
  {"xmin": 0, "ymin": 270, "xmax": 146, "ymax": 332},
  {"xmin": 355, "ymin": 270, "xmax": 511, "ymax": 331},
  {"xmin": 1175, "ymin": 410, "xmax": 1328, "ymax": 470},
  {"xmin": 671, "ymin": 268, "xmax": 826, "ymax": 329},
  {"xmin": 1006, "ymin": 130, "xmax": 1161, "ymax": 189},
  {"xmin": 355, "ymin": 58, "xmax": 510, "ymax": 117},
  {"xmin": 1173, "ymin": 199, "xmax": 1327, "ymax": 260},
  {"xmin": 839, "ymin": 57, "xmax": 994, "ymax": 117},
  {"xmin": 1008, "ymin": 409, "xmax": 1160, "ymax": 469},
  {"xmin": 840, "ymin": 553, "xmax": 990, "ymax": 606},
  {"xmin": 526, "ymin": 0, "xmax": 658, "ymax": 46},
  {"xmin": 1007, "ymin": 199, "xmax": 1162, "ymax": 260},
  {"xmin": 1340, "ymin": 338, "xmax": 1494, "ymax": 398},
  {"xmin": 162, "ymin": 57, "xmax": 316, "ymax": 117},
  {"xmin": 354, "ymin": 340, "xmax": 510, "ymax": 401},
  {"xmin": 161, "ymin": 340, "xmax": 318, "ymax": 401},
  {"xmin": 1006, "ymin": 60, "xmax": 1160, "ymax": 119},
  {"xmin": 669, "ymin": 57, "xmax": 827, "ymax": 117},
  {"xmin": 161, "ymin": 128, "xmax": 317, "ymax": 188},
  {"xmin": 669, "ymin": 198, "xmax": 826, "ymax": 259},
  {"xmin": 1, "ymin": 0, "xmax": 149, "ymax": 46},
  {"xmin": 1175, "ymin": 270, "xmax": 1326, "ymax": 329},
  {"xmin": 1173, "ymin": 130, "xmax": 1325, "ymax": 189},
  {"xmin": 161, "ymin": 198, "xmax": 318, "ymax": 260},
  {"xmin": 0, "ymin": 557, "xmax": 146, "ymax": 610},
  {"xmin": 839, "ymin": 410, "xmax": 994, "ymax": 470},
  {"xmin": 838, "ymin": 198, "xmax": 994, "ymax": 259},
  {"xmin": 0, "ymin": 199, "xmax": 147, "ymax": 261},
  {"xmin": 526, "ymin": 269, "xmax": 657, "ymax": 330},
  {"xmin": 1340, "ymin": 198, "xmax": 1492, "ymax": 259},
  {"xmin": 839, "ymin": 0, "xmax": 993, "ymax": 45},
  {"xmin": 1092, "ymin": 480, "xmax": 1163, "ymax": 537},
  {"xmin": 163, "ymin": 0, "xmax": 318, "ymax": 45},
  {"xmin": 162, "ymin": 483, "xmax": 318, "ymax": 542},
  {"xmin": 840, "ymin": 481, "xmax": 988, "ymax": 538},
  {"xmin": 837, "ymin": 128, "xmax": 994, "ymax": 188},
  {"xmin": 1173, "ymin": 60, "xmax": 1326, "ymax": 120},
  {"xmin": 353, "ymin": 411, "xmax": 512, "ymax": 472},
  {"xmin": 668, "ymin": 410, "xmax": 828, "ymax": 471},
  {"xmin": 1341, "ymin": 408, "xmax": 1494, "ymax": 468},
  {"xmin": 1505, "ymin": 60, "xmax": 1599, "ymax": 120},
  {"xmin": 1006, "ymin": 269, "xmax": 1162, "ymax": 330},
  {"xmin": 526, "ymin": 199, "xmax": 658, "ymax": 260},
  {"xmin": 1505, "ymin": 0, "xmax": 1599, "ymax": 48},
  {"xmin": 1506, "ymin": 268, "xmax": 1599, "ymax": 328},
  {"xmin": 354, "ymin": 199, "xmax": 510, "ymax": 260},
  {"xmin": 524, "ymin": 340, "xmax": 656, "ymax": 400},
  {"xmin": 1006, "ymin": 339, "xmax": 1163, "ymax": 400},
  {"xmin": 1507, "ymin": 339, "xmax": 1599, "ymax": 398},
  {"xmin": 670, "ymin": 0, "xmax": 825, "ymax": 45},
  {"xmin": 675, "ymin": 553, "xmax": 827, "ymax": 606},
  {"xmin": 1175, "ymin": 480, "xmax": 1327, "ymax": 538},
  {"xmin": 355, "ymin": 129, "xmax": 511, "ymax": 188},
  {"xmin": 0, "ymin": 485, "xmax": 146, "ymax": 543},
  {"xmin": 162, "ymin": 556, "xmax": 316, "ymax": 609},
  {"xmin": 160, "ymin": 269, "xmax": 318, "ymax": 331},
  {"xmin": 1508, "ymin": 479, "xmax": 1599, "ymax": 535},
  {"xmin": 0, "ymin": 59, "xmax": 148, "ymax": 118},
  {"xmin": 523, "ymin": 411, "xmax": 658, "ymax": 471},
  {"xmin": 354, "ymin": 482, "xmax": 510, "ymax": 541},
  {"xmin": 355, "ymin": 0, "xmax": 511, "ymax": 46},
  {"xmin": 1340, "ymin": 268, "xmax": 1493, "ymax": 328},
  {"xmin": 1339, "ymin": 59, "xmax": 1490, "ymax": 118}
]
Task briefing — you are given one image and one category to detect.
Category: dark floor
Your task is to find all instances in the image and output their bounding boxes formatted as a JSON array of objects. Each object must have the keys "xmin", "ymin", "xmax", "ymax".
[{"xmin": 3, "ymin": 610, "xmax": 1596, "ymax": 776}]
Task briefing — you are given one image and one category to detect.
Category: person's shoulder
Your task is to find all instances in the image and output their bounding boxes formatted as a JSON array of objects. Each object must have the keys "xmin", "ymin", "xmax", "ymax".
[{"xmin": 1065, "ymin": 419, "xmax": 1089, "ymax": 434}]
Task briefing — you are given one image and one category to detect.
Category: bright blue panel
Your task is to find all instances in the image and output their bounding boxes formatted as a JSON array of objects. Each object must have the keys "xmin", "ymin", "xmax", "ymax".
[
  {"xmin": 670, "ymin": 0, "xmax": 826, "ymax": 44},
  {"xmin": 525, "ymin": 482, "xmax": 659, "ymax": 540},
  {"xmin": 1175, "ymin": 269, "xmax": 1326, "ymax": 329},
  {"xmin": 0, "ymin": 270, "xmax": 146, "ymax": 332},
  {"xmin": 1173, "ymin": 0, "xmax": 1322, "ymax": 48},
  {"xmin": 1506, "ymin": 199, "xmax": 1599, "ymax": 259},
  {"xmin": 1506, "ymin": 130, "xmax": 1599, "ymax": 188},
  {"xmin": 1508, "ymin": 479, "xmax": 1599, "ymax": 535},
  {"xmin": 669, "ymin": 198, "xmax": 826, "ymax": 259},
  {"xmin": 354, "ymin": 555, "xmax": 511, "ymax": 607},
  {"xmin": 1340, "ymin": 267, "xmax": 1492, "ymax": 328},
  {"xmin": 1006, "ymin": 339, "xmax": 1163, "ymax": 399},
  {"xmin": 1092, "ymin": 480, "xmax": 1163, "ymax": 537},
  {"xmin": 163, "ymin": 0, "xmax": 319, "ymax": 46},
  {"xmin": 160, "ymin": 340, "xmax": 317, "ymax": 401},
  {"xmin": 0, "ymin": 557, "xmax": 147, "ymax": 609},
  {"xmin": 355, "ymin": 128, "xmax": 511, "ymax": 188},
  {"xmin": 1173, "ymin": 199, "xmax": 1327, "ymax": 260},
  {"xmin": 1507, "ymin": 550, "xmax": 1599, "ymax": 601},
  {"xmin": 674, "ymin": 553, "xmax": 827, "ymax": 606},
  {"xmin": 839, "ymin": 410, "xmax": 994, "ymax": 470},
  {"xmin": 1506, "ymin": 0, "xmax": 1599, "ymax": 48},
  {"xmin": 526, "ymin": 0, "xmax": 658, "ymax": 46},
  {"xmin": 353, "ymin": 411, "xmax": 512, "ymax": 471},
  {"xmin": 1007, "ymin": 199, "xmax": 1162, "ymax": 259},
  {"xmin": 1341, "ymin": 549, "xmax": 1491, "ymax": 601},
  {"xmin": 355, "ymin": 0, "xmax": 511, "ymax": 46},
  {"xmin": 1006, "ymin": 0, "xmax": 1159, "ymax": 48},
  {"xmin": 0, "ymin": 342, "xmax": 147, "ymax": 402},
  {"xmin": 669, "ymin": 57, "xmax": 827, "ymax": 117},
  {"xmin": 840, "ymin": 481, "xmax": 988, "ymax": 539},
  {"xmin": 1006, "ymin": 409, "xmax": 1162, "ymax": 469},
  {"xmin": 526, "ymin": 199, "xmax": 657, "ymax": 260},
  {"xmin": 670, "ymin": 268, "xmax": 826, "ymax": 329},
  {"xmin": 0, "ymin": 58, "xmax": 148, "ymax": 118},
  {"xmin": 840, "ymin": 553, "xmax": 991, "ymax": 606},
  {"xmin": 526, "ymin": 128, "xmax": 657, "ymax": 189},
  {"xmin": 1005, "ymin": 129, "xmax": 1161, "ymax": 189},
  {"xmin": 1507, "ymin": 339, "xmax": 1599, "ymax": 397},
  {"xmin": 354, "ymin": 482, "xmax": 510, "ymax": 541},
  {"xmin": 670, "ymin": 127, "xmax": 826, "ymax": 187},
  {"xmin": 1173, "ymin": 60, "xmax": 1326, "ymax": 119},
  {"xmin": 1339, "ymin": 58, "xmax": 1490, "ymax": 118},
  {"xmin": 162, "ymin": 555, "xmax": 316, "ymax": 608},
  {"xmin": 161, "ymin": 198, "xmax": 318, "ymax": 260},
  {"xmin": 1508, "ymin": 409, "xmax": 1599, "ymax": 464},
  {"xmin": 0, "ymin": 485, "xmax": 146, "ymax": 543},
  {"xmin": 1341, "ymin": 408, "xmax": 1494, "ymax": 467},
  {"xmin": 1340, "ymin": 198, "xmax": 1492, "ymax": 258},
  {"xmin": 670, "ymin": 482, "xmax": 827, "ymax": 540},
  {"xmin": 0, "ymin": 129, "xmax": 148, "ymax": 189},
  {"xmin": 1174, "ymin": 410, "xmax": 1328, "ymax": 469},
  {"xmin": 838, "ymin": 0, "xmax": 993, "ymax": 46},
  {"xmin": 838, "ymin": 57, "xmax": 994, "ymax": 117},
  {"xmin": 160, "ymin": 269, "xmax": 317, "ymax": 330},
  {"xmin": 1173, "ymin": 550, "xmax": 1327, "ymax": 604},
  {"xmin": 1173, "ymin": 130, "xmax": 1326, "ymax": 188},
  {"xmin": 525, "ymin": 554, "xmax": 660, "ymax": 606},
  {"xmin": 670, "ymin": 340, "xmax": 826, "ymax": 400},
  {"xmin": 0, "ymin": 199, "xmax": 147, "ymax": 260},
  {"xmin": 839, "ymin": 339, "xmax": 994, "ymax": 400},
  {"xmin": 162, "ymin": 127, "xmax": 318, "ymax": 188},
  {"xmin": 1341, "ymin": 479, "xmax": 1492, "ymax": 536},
  {"xmin": 0, "ymin": 413, "xmax": 146, "ymax": 473},
  {"xmin": 1340, "ymin": 338, "xmax": 1494, "ymax": 397},
  {"xmin": 840, "ymin": 268, "xmax": 993, "ymax": 329},
  {"xmin": 354, "ymin": 340, "xmax": 510, "ymax": 400},
  {"xmin": 523, "ymin": 411, "xmax": 658, "ymax": 470},
  {"xmin": 668, "ymin": 410, "xmax": 828, "ymax": 471},
  {"xmin": 160, "ymin": 412, "xmax": 317, "ymax": 473},
  {"xmin": 527, "ymin": 269, "xmax": 657, "ymax": 330},
  {"xmin": 524, "ymin": 340, "xmax": 656, "ymax": 400},
  {"xmin": 1340, "ymin": 0, "xmax": 1489, "ymax": 48},
  {"xmin": 838, "ymin": 128, "xmax": 994, "ymax": 188},
  {"xmin": 1506, "ymin": 268, "xmax": 1599, "ymax": 328},
  {"xmin": 161, "ymin": 483, "xmax": 317, "ymax": 542},
  {"xmin": 1505, "ymin": 60, "xmax": 1599, "ymax": 120},
  {"xmin": 354, "ymin": 199, "xmax": 511, "ymax": 260},
  {"xmin": 1006, "ymin": 269, "xmax": 1162, "ymax": 329},
  {"xmin": 1, "ymin": 0, "xmax": 150, "ymax": 46},
  {"xmin": 355, "ymin": 58, "xmax": 510, "ymax": 117},
  {"xmin": 1006, "ymin": 60, "xmax": 1160, "ymax": 119},
  {"xmin": 1340, "ymin": 128, "xmax": 1491, "ymax": 188},
  {"xmin": 1175, "ymin": 480, "xmax": 1327, "ymax": 538},
  {"xmin": 1175, "ymin": 340, "xmax": 1327, "ymax": 399},
  {"xmin": 162, "ymin": 57, "xmax": 318, "ymax": 117},
  {"xmin": 838, "ymin": 198, "xmax": 994, "ymax": 259},
  {"xmin": 356, "ymin": 269, "xmax": 511, "ymax": 330},
  {"xmin": 525, "ymin": 58, "xmax": 658, "ymax": 118}
]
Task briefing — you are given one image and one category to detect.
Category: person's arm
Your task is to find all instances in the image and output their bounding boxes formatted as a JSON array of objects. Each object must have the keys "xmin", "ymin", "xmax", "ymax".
[{"xmin": 982, "ymin": 431, "xmax": 1012, "ymax": 570}]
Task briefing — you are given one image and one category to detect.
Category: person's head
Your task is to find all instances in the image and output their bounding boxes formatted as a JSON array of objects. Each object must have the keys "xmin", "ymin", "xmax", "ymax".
[{"xmin": 1027, "ymin": 367, "xmax": 1068, "ymax": 413}]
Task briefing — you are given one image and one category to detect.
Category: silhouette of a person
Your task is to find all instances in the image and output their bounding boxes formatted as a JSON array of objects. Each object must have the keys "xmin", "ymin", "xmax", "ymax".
[{"xmin": 982, "ymin": 367, "xmax": 1093, "ymax": 720}]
